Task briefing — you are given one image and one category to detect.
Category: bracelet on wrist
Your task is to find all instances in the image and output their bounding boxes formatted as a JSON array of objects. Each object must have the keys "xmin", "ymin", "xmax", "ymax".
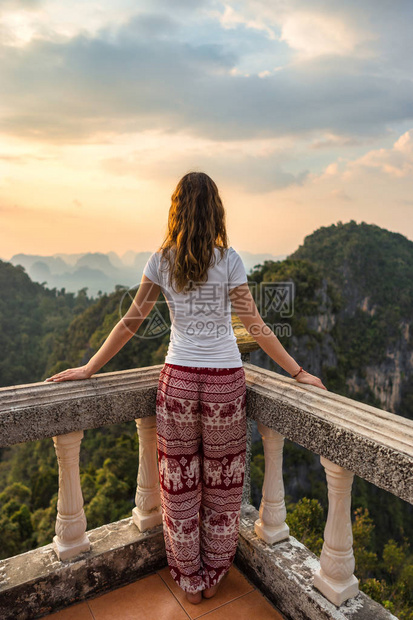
[{"xmin": 291, "ymin": 365, "xmax": 303, "ymax": 378}]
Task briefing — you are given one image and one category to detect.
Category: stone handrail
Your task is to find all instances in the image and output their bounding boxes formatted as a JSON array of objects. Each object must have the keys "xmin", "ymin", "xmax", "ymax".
[
  {"xmin": 1, "ymin": 360, "xmax": 411, "ymax": 611},
  {"xmin": 0, "ymin": 366, "xmax": 160, "ymax": 446},
  {"xmin": 243, "ymin": 363, "xmax": 413, "ymax": 503}
]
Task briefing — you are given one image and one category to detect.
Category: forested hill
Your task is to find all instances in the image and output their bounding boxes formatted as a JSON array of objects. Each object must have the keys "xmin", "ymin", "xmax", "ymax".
[
  {"xmin": 249, "ymin": 220, "xmax": 413, "ymax": 419},
  {"xmin": 0, "ymin": 258, "xmax": 170, "ymax": 388},
  {"xmin": 290, "ymin": 219, "xmax": 413, "ymax": 321},
  {"xmin": 44, "ymin": 284, "xmax": 170, "ymax": 380},
  {"xmin": 0, "ymin": 260, "xmax": 94, "ymax": 388}
]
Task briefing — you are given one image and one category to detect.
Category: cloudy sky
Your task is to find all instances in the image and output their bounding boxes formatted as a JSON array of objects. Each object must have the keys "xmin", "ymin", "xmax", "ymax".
[{"xmin": 1, "ymin": 0, "xmax": 413, "ymax": 259}]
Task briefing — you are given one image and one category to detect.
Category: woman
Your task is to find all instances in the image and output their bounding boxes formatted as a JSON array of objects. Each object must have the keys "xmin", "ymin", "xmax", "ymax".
[{"xmin": 45, "ymin": 171, "xmax": 327, "ymax": 605}]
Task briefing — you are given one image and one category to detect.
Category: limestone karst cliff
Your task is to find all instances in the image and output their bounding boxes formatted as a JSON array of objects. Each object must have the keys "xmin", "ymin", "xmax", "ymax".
[{"xmin": 249, "ymin": 220, "xmax": 413, "ymax": 419}]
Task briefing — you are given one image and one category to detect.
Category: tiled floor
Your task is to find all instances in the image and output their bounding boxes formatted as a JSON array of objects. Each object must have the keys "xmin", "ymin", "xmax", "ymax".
[{"xmin": 46, "ymin": 565, "xmax": 285, "ymax": 619}]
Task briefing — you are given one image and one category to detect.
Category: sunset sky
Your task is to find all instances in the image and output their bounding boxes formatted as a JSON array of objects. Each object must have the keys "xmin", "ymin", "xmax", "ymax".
[{"xmin": 1, "ymin": 0, "xmax": 413, "ymax": 260}]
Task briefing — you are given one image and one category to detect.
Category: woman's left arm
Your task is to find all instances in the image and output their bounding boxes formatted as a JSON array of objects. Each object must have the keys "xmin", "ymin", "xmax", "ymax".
[{"xmin": 44, "ymin": 276, "xmax": 161, "ymax": 382}]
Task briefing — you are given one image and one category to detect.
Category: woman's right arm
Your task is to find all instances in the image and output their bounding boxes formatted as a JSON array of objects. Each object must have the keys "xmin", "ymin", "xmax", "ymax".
[
  {"xmin": 45, "ymin": 276, "xmax": 161, "ymax": 382},
  {"xmin": 229, "ymin": 283, "xmax": 327, "ymax": 390}
]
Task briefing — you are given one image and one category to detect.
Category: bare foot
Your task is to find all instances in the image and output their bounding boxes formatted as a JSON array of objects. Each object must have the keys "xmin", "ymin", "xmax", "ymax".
[
  {"xmin": 186, "ymin": 590, "xmax": 203, "ymax": 604},
  {"xmin": 203, "ymin": 582, "xmax": 220, "ymax": 599}
]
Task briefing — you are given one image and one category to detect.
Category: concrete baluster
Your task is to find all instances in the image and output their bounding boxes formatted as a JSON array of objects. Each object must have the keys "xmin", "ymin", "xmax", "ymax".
[
  {"xmin": 52, "ymin": 430, "xmax": 90, "ymax": 560},
  {"xmin": 132, "ymin": 416, "xmax": 162, "ymax": 531},
  {"xmin": 313, "ymin": 455, "xmax": 359, "ymax": 605},
  {"xmin": 254, "ymin": 421, "xmax": 289, "ymax": 543}
]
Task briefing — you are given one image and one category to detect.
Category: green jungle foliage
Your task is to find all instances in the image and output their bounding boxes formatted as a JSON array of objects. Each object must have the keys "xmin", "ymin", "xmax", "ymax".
[
  {"xmin": 1, "ymin": 222, "xmax": 413, "ymax": 617},
  {"xmin": 0, "ymin": 259, "xmax": 94, "ymax": 388}
]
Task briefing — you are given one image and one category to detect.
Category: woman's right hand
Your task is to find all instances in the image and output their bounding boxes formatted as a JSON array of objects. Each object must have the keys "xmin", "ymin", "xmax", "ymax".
[{"xmin": 294, "ymin": 370, "xmax": 328, "ymax": 390}]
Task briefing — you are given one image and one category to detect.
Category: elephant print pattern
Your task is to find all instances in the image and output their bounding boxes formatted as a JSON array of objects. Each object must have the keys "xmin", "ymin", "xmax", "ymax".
[{"xmin": 155, "ymin": 362, "xmax": 247, "ymax": 594}]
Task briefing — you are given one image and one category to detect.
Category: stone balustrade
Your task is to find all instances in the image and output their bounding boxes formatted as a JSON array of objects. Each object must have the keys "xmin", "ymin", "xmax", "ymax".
[{"xmin": 0, "ymin": 335, "xmax": 409, "ymax": 619}]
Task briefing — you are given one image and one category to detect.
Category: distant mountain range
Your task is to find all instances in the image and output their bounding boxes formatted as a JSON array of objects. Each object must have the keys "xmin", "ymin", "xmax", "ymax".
[{"xmin": 4, "ymin": 250, "xmax": 286, "ymax": 297}]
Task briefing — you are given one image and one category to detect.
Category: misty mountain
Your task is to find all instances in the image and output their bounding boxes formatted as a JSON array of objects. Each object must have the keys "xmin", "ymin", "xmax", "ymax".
[{"xmin": 7, "ymin": 249, "xmax": 285, "ymax": 297}]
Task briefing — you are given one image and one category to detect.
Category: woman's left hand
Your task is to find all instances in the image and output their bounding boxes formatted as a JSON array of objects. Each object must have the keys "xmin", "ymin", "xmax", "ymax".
[{"xmin": 44, "ymin": 365, "xmax": 93, "ymax": 383}]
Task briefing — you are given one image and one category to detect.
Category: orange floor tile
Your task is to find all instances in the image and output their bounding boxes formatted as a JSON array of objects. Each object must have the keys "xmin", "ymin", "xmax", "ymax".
[
  {"xmin": 46, "ymin": 564, "xmax": 285, "ymax": 620},
  {"xmin": 46, "ymin": 601, "xmax": 94, "ymax": 619}
]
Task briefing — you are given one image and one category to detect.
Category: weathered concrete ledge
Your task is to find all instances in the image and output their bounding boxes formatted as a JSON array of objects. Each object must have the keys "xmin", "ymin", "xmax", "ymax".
[
  {"xmin": 0, "ymin": 517, "xmax": 167, "ymax": 620},
  {"xmin": 235, "ymin": 504, "xmax": 398, "ymax": 620},
  {"xmin": 0, "ymin": 366, "xmax": 162, "ymax": 447},
  {"xmin": 243, "ymin": 363, "xmax": 413, "ymax": 504}
]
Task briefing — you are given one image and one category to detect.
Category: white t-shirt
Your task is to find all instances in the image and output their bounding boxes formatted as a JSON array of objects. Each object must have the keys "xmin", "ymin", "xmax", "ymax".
[{"xmin": 142, "ymin": 246, "xmax": 248, "ymax": 368}]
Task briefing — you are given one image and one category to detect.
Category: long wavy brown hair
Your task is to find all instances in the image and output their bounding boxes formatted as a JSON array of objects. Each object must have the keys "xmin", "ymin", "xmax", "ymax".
[{"xmin": 157, "ymin": 171, "xmax": 229, "ymax": 293}]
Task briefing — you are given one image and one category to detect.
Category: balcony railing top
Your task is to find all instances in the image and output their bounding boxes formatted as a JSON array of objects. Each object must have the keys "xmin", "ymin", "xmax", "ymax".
[{"xmin": 1, "ymin": 359, "xmax": 412, "ymax": 504}]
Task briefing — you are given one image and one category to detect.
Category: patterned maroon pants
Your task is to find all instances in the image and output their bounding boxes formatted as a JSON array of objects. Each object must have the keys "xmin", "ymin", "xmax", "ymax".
[{"xmin": 155, "ymin": 362, "xmax": 247, "ymax": 594}]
